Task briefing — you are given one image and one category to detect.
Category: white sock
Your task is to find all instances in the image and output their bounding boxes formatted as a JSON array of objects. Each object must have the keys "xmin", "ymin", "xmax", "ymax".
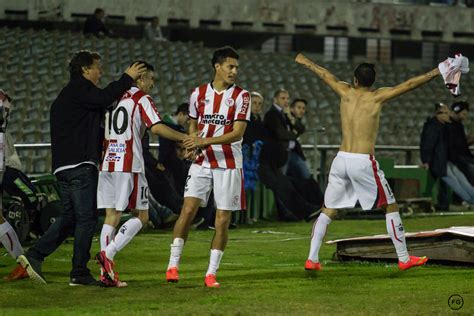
[
  {"xmin": 100, "ymin": 224, "xmax": 116, "ymax": 251},
  {"xmin": 0, "ymin": 221, "xmax": 23, "ymax": 259},
  {"xmin": 105, "ymin": 217, "xmax": 142, "ymax": 260},
  {"xmin": 307, "ymin": 213, "xmax": 332, "ymax": 263},
  {"xmin": 206, "ymin": 249, "xmax": 224, "ymax": 276},
  {"xmin": 167, "ymin": 237, "xmax": 185, "ymax": 269},
  {"xmin": 386, "ymin": 212, "xmax": 410, "ymax": 263}
]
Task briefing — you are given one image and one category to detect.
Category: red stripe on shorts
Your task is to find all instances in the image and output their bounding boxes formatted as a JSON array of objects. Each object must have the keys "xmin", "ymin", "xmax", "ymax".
[
  {"xmin": 240, "ymin": 169, "xmax": 246, "ymax": 210},
  {"xmin": 370, "ymin": 155, "xmax": 387, "ymax": 208},
  {"xmin": 127, "ymin": 174, "xmax": 139, "ymax": 209}
]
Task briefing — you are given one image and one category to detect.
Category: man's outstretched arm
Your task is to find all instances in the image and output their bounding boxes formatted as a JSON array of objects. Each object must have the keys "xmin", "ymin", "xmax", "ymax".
[
  {"xmin": 375, "ymin": 68, "xmax": 440, "ymax": 103},
  {"xmin": 295, "ymin": 53, "xmax": 350, "ymax": 97}
]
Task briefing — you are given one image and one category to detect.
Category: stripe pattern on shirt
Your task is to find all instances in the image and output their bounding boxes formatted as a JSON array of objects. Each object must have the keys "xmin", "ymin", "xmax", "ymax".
[{"xmin": 189, "ymin": 83, "xmax": 251, "ymax": 169}]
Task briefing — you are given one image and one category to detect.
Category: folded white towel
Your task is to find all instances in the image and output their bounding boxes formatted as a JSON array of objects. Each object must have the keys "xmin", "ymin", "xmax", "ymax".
[{"xmin": 438, "ymin": 53, "xmax": 469, "ymax": 96}]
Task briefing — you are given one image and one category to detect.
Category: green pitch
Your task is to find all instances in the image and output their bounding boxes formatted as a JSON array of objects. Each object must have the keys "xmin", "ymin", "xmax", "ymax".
[{"xmin": 1, "ymin": 215, "xmax": 473, "ymax": 315}]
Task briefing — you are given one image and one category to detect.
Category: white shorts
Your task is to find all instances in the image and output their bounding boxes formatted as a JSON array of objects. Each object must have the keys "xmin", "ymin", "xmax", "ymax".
[
  {"xmin": 324, "ymin": 151, "xmax": 396, "ymax": 210},
  {"xmin": 97, "ymin": 172, "xmax": 149, "ymax": 211},
  {"xmin": 184, "ymin": 164, "xmax": 246, "ymax": 211}
]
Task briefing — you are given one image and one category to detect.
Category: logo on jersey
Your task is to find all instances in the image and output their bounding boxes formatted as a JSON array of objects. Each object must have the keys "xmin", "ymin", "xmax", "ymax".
[
  {"xmin": 199, "ymin": 99, "xmax": 210, "ymax": 105},
  {"xmin": 108, "ymin": 143, "xmax": 126, "ymax": 154},
  {"xmin": 105, "ymin": 155, "xmax": 121, "ymax": 162},
  {"xmin": 233, "ymin": 195, "xmax": 239, "ymax": 206},
  {"xmin": 201, "ymin": 113, "xmax": 232, "ymax": 126},
  {"xmin": 239, "ymin": 95, "xmax": 250, "ymax": 115},
  {"xmin": 225, "ymin": 98, "xmax": 235, "ymax": 107}
]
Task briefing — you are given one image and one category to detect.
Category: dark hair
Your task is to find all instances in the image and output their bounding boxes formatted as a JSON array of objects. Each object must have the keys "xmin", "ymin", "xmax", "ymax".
[
  {"xmin": 354, "ymin": 63, "xmax": 376, "ymax": 87},
  {"xmin": 451, "ymin": 101, "xmax": 469, "ymax": 114},
  {"xmin": 175, "ymin": 102, "xmax": 189, "ymax": 115},
  {"xmin": 211, "ymin": 46, "xmax": 239, "ymax": 70},
  {"xmin": 130, "ymin": 60, "xmax": 154, "ymax": 72},
  {"xmin": 273, "ymin": 88, "xmax": 288, "ymax": 98},
  {"xmin": 68, "ymin": 50, "xmax": 101, "ymax": 77},
  {"xmin": 291, "ymin": 98, "xmax": 307, "ymax": 108},
  {"xmin": 94, "ymin": 8, "xmax": 104, "ymax": 15}
]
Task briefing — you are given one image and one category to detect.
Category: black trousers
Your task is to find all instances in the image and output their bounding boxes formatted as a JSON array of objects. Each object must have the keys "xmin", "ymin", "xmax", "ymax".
[{"xmin": 258, "ymin": 163, "xmax": 319, "ymax": 220}]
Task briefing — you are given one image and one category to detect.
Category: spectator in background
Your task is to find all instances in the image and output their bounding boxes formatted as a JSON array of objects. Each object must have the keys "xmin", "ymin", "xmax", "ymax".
[
  {"xmin": 446, "ymin": 101, "xmax": 474, "ymax": 185},
  {"xmin": 287, "ymin": 98, "xmax": 311, "ymax": 179},
  {"xmin": 83, "ymin": 8, "xmax": 110, "ymax": 37},
  {"xmin": 158, "ymin": 103, "xmax": 189, "ymax": 193},
  {"xmin": 421, "ymin": 103, "xmax": 474, "ymax": 205},
  {"xmin": 287, "ymin": 98, "xmax": 324, "ymax": 208},
  {"xmin": 144, "ymin": 16, "xmax": 167, "ymax": 42},
  {"xmin": 420, "ymin": 103, "xmax": 450, "ymax": 210},
  {"xmin": 264, "ymin": 89, "xmax": 297, "ymax": 172},
  {"xmin": 243, "ymin": 92, "xmax": 266, "ymax": 147},
  {"xmin": 15, "ymin": 51, "xmax": 145, "ymax": 286},
  {"xmin": 142, "ymin": 131, "xmax": 183, "ymax": 217},
  {"xmin": 252, "ymin": 92, "xmax": 320, "ymax": 222}
]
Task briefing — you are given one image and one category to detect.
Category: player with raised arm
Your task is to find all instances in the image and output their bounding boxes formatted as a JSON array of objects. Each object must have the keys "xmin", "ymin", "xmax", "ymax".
[
  {"xmin": 95, "ymin": 61, "xmax": 192, "ymax": 287},
  {"xmin": 295, "ymin": 53, "xmax": 440, "ymax": 271},
  {"xmin": 166, "ymin": 46, "xmax": 251, "ymax": 287}
]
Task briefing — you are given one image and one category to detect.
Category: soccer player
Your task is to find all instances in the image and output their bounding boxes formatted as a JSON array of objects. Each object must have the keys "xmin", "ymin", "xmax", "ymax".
[
  {"xmin": 95, "ymin": 61, "xmax": 191, "ymax": 287},
  {"xmin": 295, "ymin": 53, "xmax": 440, "ymax": 271},
  {"xmin": 0, "ymin": 90, "xmax": 25, "ymax": 279},
  {"xmin": 166, "ymin": 46, "xmax": 251, "ymax": 287}
]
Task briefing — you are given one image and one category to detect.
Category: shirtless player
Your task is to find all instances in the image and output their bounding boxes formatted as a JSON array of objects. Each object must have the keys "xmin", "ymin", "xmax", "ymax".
[{"xmin": 295, "ymin": 53, "xmax": 440, "ymax": 271}]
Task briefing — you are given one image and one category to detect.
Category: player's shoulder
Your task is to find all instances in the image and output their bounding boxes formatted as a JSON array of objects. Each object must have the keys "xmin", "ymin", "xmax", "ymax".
[
  {"xmin": 194, "ymin": 83, "xmax": 210, "ymax": 92},
  {"xmin": 130, "ymin": 88, "xmax": 153, "ymax": 103},
  {"xmin": 232, "ymin": 85, "xmax": 250, "ymax": 98}
]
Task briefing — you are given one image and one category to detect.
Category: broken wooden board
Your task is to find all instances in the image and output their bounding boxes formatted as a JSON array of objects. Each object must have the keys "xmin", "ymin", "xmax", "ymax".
[{"xmin": 326, "ymin": 227, "xmax": 474, "ymax": 264}]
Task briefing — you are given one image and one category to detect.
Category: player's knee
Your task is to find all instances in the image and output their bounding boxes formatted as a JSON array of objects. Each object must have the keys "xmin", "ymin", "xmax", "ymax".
[
  {"xmin": 214, "ymin": 212, "xmax": 232, "ymax": 231},
  {"xmin": 181, "ymin": 204, "xmax": 198, "ymax": 219},
  {"xmin": 105, "ymin": 209, "xmax": 122, "ymax": 227},
  {"xmin": 322, "ymin": 208, "xmax": 337, "ymax": 219},
  {"xmin": 132, "ymin": 210, "xmax": 149, "ymax": 226},
  {"xmin": 384, "ymin": 203, "xmax": 399, "ymax": 214}
]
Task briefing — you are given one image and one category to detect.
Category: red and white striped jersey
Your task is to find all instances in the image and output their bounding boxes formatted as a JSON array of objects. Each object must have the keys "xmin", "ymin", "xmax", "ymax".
[
  {"xmin": 101, "ymin": 87, "xmax": 161, "ymax": 173},
  {"xmin": 189, "ymin": 83, "xmax": 251, "ymax": 169}
]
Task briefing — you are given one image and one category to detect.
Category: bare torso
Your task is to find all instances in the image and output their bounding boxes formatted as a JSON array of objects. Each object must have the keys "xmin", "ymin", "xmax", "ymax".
[{"xmin": 339, "ymin": 87, "xmax": 383, "ymax": 155}]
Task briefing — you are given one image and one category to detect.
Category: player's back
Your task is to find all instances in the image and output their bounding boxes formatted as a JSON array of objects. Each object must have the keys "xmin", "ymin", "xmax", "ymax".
[
  {"xmin": 101, "ymin": 87, "xmax": 161, "ymax": 173},
  {"xmin": 339, "ymin": 87, "xmax": 383, "ymax": 155}
]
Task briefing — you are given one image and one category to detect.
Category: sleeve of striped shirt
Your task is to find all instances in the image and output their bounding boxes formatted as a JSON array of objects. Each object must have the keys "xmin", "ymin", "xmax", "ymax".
[
  {"xmin": 234, "ymin": 90, "xmax": 251, "ymax": 122},
  {"xmin": 139, "ymin": 95, "xmax": 162, "ymax": 128},
  {"xmin": 188, "ymin": 88, "xmax": 199, "ymax": 119}
]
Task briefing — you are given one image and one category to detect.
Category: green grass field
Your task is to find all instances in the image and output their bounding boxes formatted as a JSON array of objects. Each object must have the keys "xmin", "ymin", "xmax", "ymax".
[{"xmin": 1, "ymin": 215, "xmax": 473, "ymax": 315}]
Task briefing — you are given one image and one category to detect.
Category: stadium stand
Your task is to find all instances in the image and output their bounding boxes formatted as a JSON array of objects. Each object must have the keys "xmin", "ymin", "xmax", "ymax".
[{"xmin": 0, "ymin": 26, "xmax": 472, "ymax": 174}]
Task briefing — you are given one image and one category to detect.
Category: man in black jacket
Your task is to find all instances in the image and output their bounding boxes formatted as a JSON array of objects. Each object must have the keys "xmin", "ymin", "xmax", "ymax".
[
  {"xmin": 255, "ymin": 92, "xmax": 320, "ymax": 221},
  {"xmin": 446, "ymin": 101, "xmax": 474, "ymax": 185},
  {"xmin": 263, "ymin": 89, "xmax": 298, "ymax": 171},
  {"xmin": 287, "ymin": 98, "xmax": 310, "ymax": 179},
  {"xmin": 157, "ymin": 103, "xmax": 189, "ymax": 193},
  {"xmin": 421, "ymin": 103, "xmax": 474, "ymax": 207},
  {"xmin": 17, "ymin": 50, "xmax": 145, "ymax": 285},
  {"xmin": 420, "ymin": 103, "xmax": 450, "ymax": 209}
]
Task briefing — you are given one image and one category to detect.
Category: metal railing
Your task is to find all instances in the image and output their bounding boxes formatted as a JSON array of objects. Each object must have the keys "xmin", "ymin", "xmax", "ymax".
[{"xmin": 14, "ymin": 142, "xmax": 422, "ymax": 187}]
